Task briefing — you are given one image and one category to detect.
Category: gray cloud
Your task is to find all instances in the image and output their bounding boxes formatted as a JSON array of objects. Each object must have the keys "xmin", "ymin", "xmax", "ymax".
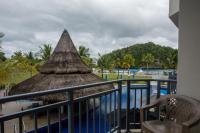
[{"xmin": 0, "ymin": 0, "xmax": 178, "ymax": 57}]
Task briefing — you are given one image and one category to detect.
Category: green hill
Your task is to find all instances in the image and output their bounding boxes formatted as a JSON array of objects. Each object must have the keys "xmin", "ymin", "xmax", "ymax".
[{"xmin": 98, "ymin": 42, "xmax": 178, "ymax": 69}]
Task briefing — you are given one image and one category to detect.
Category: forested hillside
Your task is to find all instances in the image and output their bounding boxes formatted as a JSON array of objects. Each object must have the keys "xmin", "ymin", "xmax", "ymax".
[{"xmin": 98, "ymin": 42, "xmax": 178, "ymax": 69}]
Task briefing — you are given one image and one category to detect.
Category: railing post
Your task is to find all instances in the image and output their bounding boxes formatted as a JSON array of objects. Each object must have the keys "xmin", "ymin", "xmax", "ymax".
[
  {"xmin": 167, "ymin": 81, "xmax": 170, "ymax": 94},
  {"xmin": 34, "ymin": 112, "xmax": 38, "ymax": 133},
  {"xmin": 156, "ymin": 81, "xmax": 161, "ymax": 120},
  {"xmin": 146, "ymin": 80, "xmax": 150, "ymax": 105},
  {"xmin": 126, "ymin": 80, "xmax": 130, "ymax": 132},
  {"xmin": 19, "ymin": 116, "xmax": 23, "ymax": 133},
  {"xmin": 117, "ymin": 80, "xmax": 122, "ymax": 133},
  {"xmin": 172, "ymin": 81, "xmax": 177, "ymax": 94},
  {"xmin": 0, "ymin": 122, "xmax": 4, "ymax": 133},
  {"xmin": 146, "ymin": 80, "xmax": 151, "ymax": 121},
  {"xmin": 157, "ymin": 81, "xmax": 161, "ymax": 99},
  {"xmin": 68, "ymin": 90, "xmax": 74, "ymax": 133}
]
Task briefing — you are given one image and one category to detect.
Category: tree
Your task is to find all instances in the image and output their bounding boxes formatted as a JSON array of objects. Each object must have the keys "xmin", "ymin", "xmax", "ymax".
[
  {"xmin": 39, "ymin": 44, "xmax": 53, "ymax": 62},
  {"xmin": 81, "ymin": 56, "xmax": 94, "ymax": 68},
  {"xmin": 0, "ymin": 32, "xmax": 6, "ymax": 61},
  {"xmin": 0, "ymin": 32, "xmax": 4, "ymax": 44},
  {"xmin": 10, "ymin": 51, "xmax": 37, "ymax": 77},
  {"xmin": 122, "ymin": 54, "xmax": 135, "ymax": 74},
  {"xmin": 0, "ymin": 52, "xmax": 6, "ymax": 61},
  {"xmin": 97, "ymin": 42, "xmax": 178, "ymax": 69},
  {"xmin": 172, "ymin": 50, "xmax": 178, "ymax": 68},
  {"xmin": 113, "ymin": 58, "xmax": 123, "ymax": 78},
  {"xmin": 0, "ymin": 33, "xmax": 4, "ymax": 37},
  {"xmin": 25, "ymin": 51, "xmax": 34, "ymax": 60},
  {"xmin": 78, "ymin": 45, "xmax": 96, "ymax": 68},
  {"xmin": 142, "ymin": 53, "xmax": 155, "ymax": 70},
  {"xmin": 24, "ymin": 51, "xmax": 43, "ymax": 71},
  {"xmin": 165, "ymin": 50, "xmax": 178, "ymax": 69},
  {"xmin": 97, "ymin": 53, "xmax": 112, "ymax": 78},
  {"xmin": 112, "ymin": 51, "xmax": 124, "ymax": 78},
  {"xmin": 97, "ymin": 53, "xmax": 105, "ymax": 78},
  {"xmin": 0, "ymin": 49, "xmax": 39, "ymax": 84},
  {"xmin": 78, "ymin": 45, "xmax": 90, "ymax": 57}
]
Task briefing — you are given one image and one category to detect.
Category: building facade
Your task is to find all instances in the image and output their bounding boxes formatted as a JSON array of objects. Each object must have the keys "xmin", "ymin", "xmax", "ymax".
[{"xmin": 169, "ymin": 0, "xmax": 200, "ymax": 100}]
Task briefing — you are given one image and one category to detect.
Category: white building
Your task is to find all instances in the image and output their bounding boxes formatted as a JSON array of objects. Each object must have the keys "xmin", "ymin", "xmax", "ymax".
[{"xmin": 169, "ymin": 0, "xmax": 200, "ymax": 100}]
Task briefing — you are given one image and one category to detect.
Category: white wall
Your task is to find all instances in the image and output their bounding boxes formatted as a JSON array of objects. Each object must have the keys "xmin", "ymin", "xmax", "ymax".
[
  {"xmin": 178, "ymin": 0, "xmax": 200, "ymax": 100},
  {"xmin": 169, "ymin": 0, "xmax": 179, "ymax": 16},
  {"xmin": 169, "ymin": 0, "xmax": 179, "ymax": 27}
]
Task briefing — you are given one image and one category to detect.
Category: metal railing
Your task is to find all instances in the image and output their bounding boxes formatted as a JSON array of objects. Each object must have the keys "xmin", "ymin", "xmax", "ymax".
[
  {"xmin": 0, "ymin": 79, "xmax": 176, "ymax": 133},
  {"xmin": 125, "ymin": 79, "xmax": 176, "ymax": 132}
]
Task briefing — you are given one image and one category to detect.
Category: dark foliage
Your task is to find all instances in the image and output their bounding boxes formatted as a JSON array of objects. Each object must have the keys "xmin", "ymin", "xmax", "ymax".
[{"xmin": 99, "ymin": 42, "xmax": 178, "ymax": 69}]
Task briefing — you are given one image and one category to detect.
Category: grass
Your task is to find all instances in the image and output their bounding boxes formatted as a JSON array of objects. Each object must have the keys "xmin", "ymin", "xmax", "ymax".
[
  {"xmin": 0, "ymin": 71, "xmax": 36, "ymax": 89},
  {"xmin": 97, "ymin": 73, "xmax": 151, "ymax": 80},
  {"xmin": 96, "ymin": 73, "xmax": 152, "ymax": 84}
]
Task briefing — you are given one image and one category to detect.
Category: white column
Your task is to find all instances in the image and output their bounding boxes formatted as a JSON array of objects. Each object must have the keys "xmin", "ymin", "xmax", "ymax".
[{"xmin": 177, "ymin": 0, "xmax": 200, "ymax": 100}]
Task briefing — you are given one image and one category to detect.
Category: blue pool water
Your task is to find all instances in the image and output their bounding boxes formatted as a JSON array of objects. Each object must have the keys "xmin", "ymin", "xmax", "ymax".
[
  {"xmin": 160, "ymin": 90, "xmax": 167, "ymax": 95},
  {"xmin": 28, "ymin": 85, "xmax": 167, "ymax": 133}
]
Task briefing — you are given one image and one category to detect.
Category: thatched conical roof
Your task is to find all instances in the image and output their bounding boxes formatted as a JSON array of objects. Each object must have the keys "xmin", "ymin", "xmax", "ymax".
[
  {"xmin": 40, "ymin": 30, "xmax": 91, "ymax": 74},
  {"xmin": 9, "ymin": 30, "xmax": 113, "ymax": 102}
]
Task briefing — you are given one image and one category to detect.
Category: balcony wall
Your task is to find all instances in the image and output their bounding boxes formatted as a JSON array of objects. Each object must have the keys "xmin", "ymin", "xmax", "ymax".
[{"xmin": 177, "ymin": 0, "xmax": 200, "ymax": 101}]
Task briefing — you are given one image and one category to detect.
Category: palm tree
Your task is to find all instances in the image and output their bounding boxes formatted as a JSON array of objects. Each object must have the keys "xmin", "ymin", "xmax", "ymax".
[
  {"xmin": 12, "ymin": 51, "xmax": 23, "ymax": 59},
  {"xmin": 142, "ymin": 53, "xmax": 155, "ymax": 70},
  {"xmin": 0, "ymin": 52, "xmax": 6, "ymax": 61},
  {"xmin": 97, "ymin": 53, "xmax": 106, "ymax": 78},
  {"xmin": 78, "ymin": 45, "xmax": 90, "ymax": 57},
  {"xmin": 10, "ymin": 51, "xmax": 36, "ymax": 77},
  {"xmin": 123, "ymin": 54, "xmax": 135, "ymax": 75},
  {"xmin": 39, "ymin": 44, "xmax": 53, "ymax": 62},
  {"xmin": 112, "ymin": 51, "xmax": 124, "ymax": 79},
  {"xmin": 165, "ymin": 50, "xmax": 178, "ymax": 69},
  {"xmin": 0, "ymin": 32, "xmax": 4, "ymax": 48},
  {"xmin": 0, "ymin": 33, "xmax": 4, "ymax": 50},
  {"xmin": 172, "ymin": 50, "xmax": 178, "ymax": 68},
  {"xmin": 0, "ymin": 33, "xmax": 6, "ymax": 61},
  {"xmin": 78, "ymin": 45, "xmax": 95, "ymax": 68},
  {"xmin": 25, "ymin": 51, "xmax": 34, "ymax": 60},
  {"xmin": 113, "ymin": 57, "xmax": 122, "ymax": 79},
  {"xmin": 81, "ymin": 56, "xmax": 94, "ymax": 68},
  {"xmin": 0, "ymin": 32, "xmax": 4, "ymax": 42}
]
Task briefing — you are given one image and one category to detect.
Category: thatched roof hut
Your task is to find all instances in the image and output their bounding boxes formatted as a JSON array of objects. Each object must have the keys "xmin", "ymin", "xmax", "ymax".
[{"xmin": 9, "ymin": 30, "xmax": 113, "ymax": 102}]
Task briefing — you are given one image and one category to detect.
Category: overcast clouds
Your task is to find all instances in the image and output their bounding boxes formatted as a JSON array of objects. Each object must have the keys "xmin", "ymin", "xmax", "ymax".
[{"xmin": 0, "ymin": 0, "xmax": 178, "ymax": 57}]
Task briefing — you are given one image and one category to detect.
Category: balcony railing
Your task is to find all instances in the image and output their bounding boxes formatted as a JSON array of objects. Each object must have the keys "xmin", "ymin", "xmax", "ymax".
[{"xmin": 0, "ymin": 79, "xmax": 176, "ymax": 133}]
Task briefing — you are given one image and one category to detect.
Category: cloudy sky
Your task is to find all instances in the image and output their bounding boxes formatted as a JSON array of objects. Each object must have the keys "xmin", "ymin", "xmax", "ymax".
[{"xmin": 0, "ymin": 0, "xmax": 178, "ymax": 57}]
